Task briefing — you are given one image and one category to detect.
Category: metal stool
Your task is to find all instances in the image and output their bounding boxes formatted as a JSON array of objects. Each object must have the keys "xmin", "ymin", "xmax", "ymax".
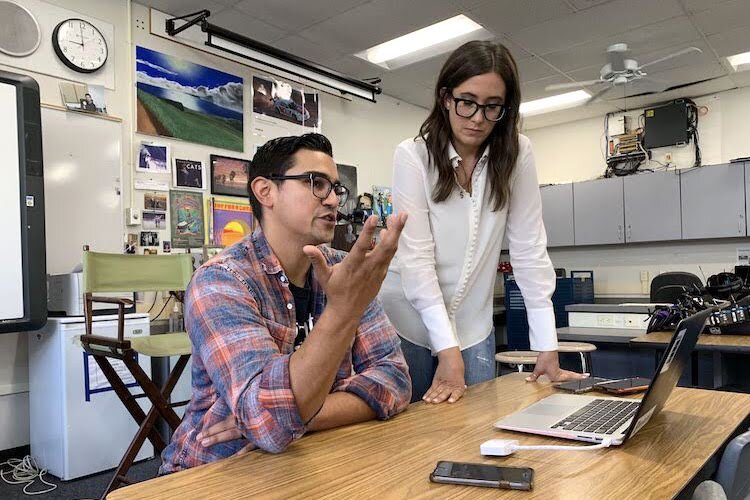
[
  {"xmin": 495, "ymin": 351, "xmax": 538, "ymax": 376},
  {"xmin": 495, "ymin": 342, "xmax": 596, "ymax": 377},
  {"xmin": 557, "ymin": 341, "xmax": 596, "ymax": 374}
]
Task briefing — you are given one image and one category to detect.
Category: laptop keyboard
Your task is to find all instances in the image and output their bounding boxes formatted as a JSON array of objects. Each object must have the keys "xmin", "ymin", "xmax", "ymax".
[{"xmin": 551, "ymin": 399, "xmax": 640, "ymax": 435}]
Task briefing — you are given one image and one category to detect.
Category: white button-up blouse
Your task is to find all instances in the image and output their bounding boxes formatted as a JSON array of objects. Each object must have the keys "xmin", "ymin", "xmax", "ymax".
[{"xmin": 379, "ymin": 134, "xmax": 558, "ymax": 354}]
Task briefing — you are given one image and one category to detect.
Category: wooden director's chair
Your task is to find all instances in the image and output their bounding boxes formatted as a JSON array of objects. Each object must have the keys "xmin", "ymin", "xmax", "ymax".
[{"xmin": 78, "ymin": 250, "xmax": 193, "ymax": 498}]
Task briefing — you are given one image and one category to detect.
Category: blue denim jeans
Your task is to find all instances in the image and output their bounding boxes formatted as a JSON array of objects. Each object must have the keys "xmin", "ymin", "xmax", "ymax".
[{"xmin": 399, "ymin": 331, "xmax": 496, "ymax": 403}]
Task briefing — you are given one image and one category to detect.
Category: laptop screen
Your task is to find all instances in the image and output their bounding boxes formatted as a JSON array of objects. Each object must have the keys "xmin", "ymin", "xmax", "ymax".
[{"xmin": 623, "ymin": 308, "xmax": 713, "ymax": 440}]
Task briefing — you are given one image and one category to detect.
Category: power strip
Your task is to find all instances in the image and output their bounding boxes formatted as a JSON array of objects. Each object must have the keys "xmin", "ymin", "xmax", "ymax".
[{"xmin": 706, "ymin": 304, "xmax": 750, "ymax": 334}]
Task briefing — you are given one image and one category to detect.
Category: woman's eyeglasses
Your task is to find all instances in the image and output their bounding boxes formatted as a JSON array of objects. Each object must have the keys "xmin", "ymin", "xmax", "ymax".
[{"xmin": 449, "ymin": 94, "xmax": 507, "ymax": 122}]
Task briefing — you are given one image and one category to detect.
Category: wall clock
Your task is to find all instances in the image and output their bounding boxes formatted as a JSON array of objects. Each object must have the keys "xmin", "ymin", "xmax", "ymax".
[{"xmin": 52, "ymin": 18, "xmax": 108, "ymax": 73}]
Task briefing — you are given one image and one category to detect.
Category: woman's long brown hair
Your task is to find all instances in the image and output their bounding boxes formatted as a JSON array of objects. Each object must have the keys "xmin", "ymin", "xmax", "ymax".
[{"xmin": 417, "ymin": 40, "xmax": 522, "ymax": 211}]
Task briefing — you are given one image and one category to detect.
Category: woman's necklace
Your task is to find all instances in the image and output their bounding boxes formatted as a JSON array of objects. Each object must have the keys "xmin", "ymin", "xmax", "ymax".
[{"xmin": 454, "ymin": 158, "xmax": 477, "ymax": 198}]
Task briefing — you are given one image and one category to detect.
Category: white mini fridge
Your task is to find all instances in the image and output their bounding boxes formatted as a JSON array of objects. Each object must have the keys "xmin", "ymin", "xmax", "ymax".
[{"xmin": 28, "ymin": 314, "xmax": 155, "ymax": 480}]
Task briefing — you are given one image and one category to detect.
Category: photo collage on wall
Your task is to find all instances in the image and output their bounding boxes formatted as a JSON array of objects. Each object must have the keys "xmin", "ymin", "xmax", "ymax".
[{"xmin": 130, "ymin": 48, "xmax": 325, "ymax": 256}]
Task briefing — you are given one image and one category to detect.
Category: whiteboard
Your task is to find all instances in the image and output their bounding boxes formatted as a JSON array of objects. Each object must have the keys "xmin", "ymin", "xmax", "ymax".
[
  {"xmin": 42, "ymin": 107, "xmax": 122, "ymax": 274},
  {"xmin": 0, "ymin": 82, "xmax": 24, "ymax": 320}
]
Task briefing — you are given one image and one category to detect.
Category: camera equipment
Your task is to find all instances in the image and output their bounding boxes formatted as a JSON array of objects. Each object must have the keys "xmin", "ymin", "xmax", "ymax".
[
  {"xmin": 705, "ymin": 272, "xmax": 744, "ymax": 300},
  {"xmin": 341, "ymin": 208, "xmax": 373, "ymax": 224}
]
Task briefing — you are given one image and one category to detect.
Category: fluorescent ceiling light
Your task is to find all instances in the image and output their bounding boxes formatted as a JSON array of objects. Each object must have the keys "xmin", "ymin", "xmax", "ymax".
[
  {"xmin": 520, "ymin": 90, "xmax": 591, "ymax": 117},
  {"xmin": 355, "ymin": 15, "xmax": 492, "ymax": 70},
  {"xmin": 727, "ymin": 51, "xmax": 750, "ymax": 72}
]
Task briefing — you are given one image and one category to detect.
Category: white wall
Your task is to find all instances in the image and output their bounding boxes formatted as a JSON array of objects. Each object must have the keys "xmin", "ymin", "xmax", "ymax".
[
  {"xmin": 524, "ymin": 87, "xmax": 750, "ymax": 297},
  {"xmin": 0, "ymin": 0, "xmax": 131, "ymax": 452},
  {"xmin": 0, "ymin": 1, "xmax": 426, "ymax": 451}
]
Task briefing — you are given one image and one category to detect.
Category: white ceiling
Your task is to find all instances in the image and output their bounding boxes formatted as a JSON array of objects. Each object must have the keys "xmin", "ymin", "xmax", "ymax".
[{"xmin": 137, "ymin": 0, "xmax": 750, "ymax": 128}]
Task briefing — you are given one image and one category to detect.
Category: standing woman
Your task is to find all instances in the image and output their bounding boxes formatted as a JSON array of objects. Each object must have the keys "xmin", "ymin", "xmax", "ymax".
[{"xmin": 380, "ymin": 41, "xmax": 585, "ymax": 404}]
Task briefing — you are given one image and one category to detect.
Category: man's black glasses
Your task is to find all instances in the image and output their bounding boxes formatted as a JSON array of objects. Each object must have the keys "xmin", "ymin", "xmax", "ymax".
[
  {"xmin": 449, "ymin": 93, "xmax": 507, "ymax": 122},
  {"xmin": 267, "ymin": 172, "xmax": 350, "ymax": 207}
]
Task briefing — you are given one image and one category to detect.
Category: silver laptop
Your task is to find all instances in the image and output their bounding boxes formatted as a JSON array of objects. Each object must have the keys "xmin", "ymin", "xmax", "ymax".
[{"xmin": 495, "ymin": 308, "xmax": 714, "ymax": 446}]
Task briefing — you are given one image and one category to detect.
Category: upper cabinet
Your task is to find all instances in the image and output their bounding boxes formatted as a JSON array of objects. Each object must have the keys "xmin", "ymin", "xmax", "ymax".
[
  {"xmin": 573, "ymin": 177, "xmax": 625, "ymax": 245},
  {"xmin": 624, "ymin": 170, "xmax": 682, "ymax": 243},
  {"xmin": 540, "ymin": 183, "xmax": 574, "ymax": 247},
  {"xmin": 541, "ymin": 162, "xmax": 749, "ymax": 248},
  {"xmin": 681, "ymin": 163, "xmax": 746, "ymax": 240}
]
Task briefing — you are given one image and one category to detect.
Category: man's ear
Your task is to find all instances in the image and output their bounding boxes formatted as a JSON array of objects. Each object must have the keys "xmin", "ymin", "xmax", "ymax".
[{"xmin": 251, "ymin": 177, "xmax": 275, "ymax": 211}]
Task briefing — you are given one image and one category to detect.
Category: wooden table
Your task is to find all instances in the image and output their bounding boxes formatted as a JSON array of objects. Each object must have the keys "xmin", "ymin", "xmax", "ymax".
[
  {"xmin": 631, "ymin": 331, "xmax": 750, "ymax": 387},
  {"xmin": 108, "ymin": 373, "xmax": 750, "ymax": 500}
]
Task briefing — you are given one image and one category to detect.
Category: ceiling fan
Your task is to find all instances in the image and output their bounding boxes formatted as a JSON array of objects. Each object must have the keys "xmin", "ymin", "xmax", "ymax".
[{"xmin": 545, "ymin": 43, "xmax": 703, "ymax": 104}]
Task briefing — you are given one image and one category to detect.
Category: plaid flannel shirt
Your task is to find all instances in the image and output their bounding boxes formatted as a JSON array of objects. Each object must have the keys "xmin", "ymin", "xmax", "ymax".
[{"xmin": 159, "ymin": 228, "xmax": 411, "ymax": 474}]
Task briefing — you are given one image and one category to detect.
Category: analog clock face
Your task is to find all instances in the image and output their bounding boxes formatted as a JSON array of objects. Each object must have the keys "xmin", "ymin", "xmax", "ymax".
[{"xmin": 52, "ymin": 18, "xmax": 108, "ymax": 73}]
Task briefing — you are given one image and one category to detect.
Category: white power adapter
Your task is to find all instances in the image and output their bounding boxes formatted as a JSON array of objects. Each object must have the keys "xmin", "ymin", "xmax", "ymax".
[
  {"xmin": 480, "ymin": 438, "xmax": 613, "ymax": 456},
  {"xmin": 481, "ymin": 439, "xmax": 520, "ymax": 456}
]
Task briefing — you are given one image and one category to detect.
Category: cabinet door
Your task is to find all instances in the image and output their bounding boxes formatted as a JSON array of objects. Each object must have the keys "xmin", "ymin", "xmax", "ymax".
[
  {"xmin": 573, "ymin": 177, "xmax": 624, "ymax": 245},
  {"xmin": 624, "ymin": 171, "xmax": 682, "ymax": 242},
  {"xmin": 540, "ymin": 183, "xmax": 574, "ymax": 247},
  {"xmin": 681, "ymin": 163, "xmax": 746, "ymax": 239}
]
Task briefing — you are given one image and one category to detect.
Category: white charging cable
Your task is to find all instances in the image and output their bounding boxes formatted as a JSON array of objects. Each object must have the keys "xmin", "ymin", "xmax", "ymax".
[
  {"xmin": 0, "ymin": 456, "xmax": 57, "ymax": 495},
  {"xmin": 480, "ymin": 438, "xmax": 614, "ymax": 456}
]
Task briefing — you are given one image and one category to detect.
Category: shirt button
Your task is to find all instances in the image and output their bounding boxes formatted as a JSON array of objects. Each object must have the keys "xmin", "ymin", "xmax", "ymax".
[{"xmin": 287, "ymin": 303, "xmax": 293, "ymax": 310}]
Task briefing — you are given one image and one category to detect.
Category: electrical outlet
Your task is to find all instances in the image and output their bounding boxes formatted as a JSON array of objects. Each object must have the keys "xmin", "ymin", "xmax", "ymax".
[
  {"xmin": 640, "ymin": 270, "xmax": 650, "ymax": 294},
  {"xmin": 126, "ymin": 208, "xmax": 141, "ymax": 226},
  {"xmin": 597, "ymin": 314, "xmax": 614, "ymax": 327},
  {"xmin": 664, "ymin": 152, "xmax": 673, "ymax": 162}
]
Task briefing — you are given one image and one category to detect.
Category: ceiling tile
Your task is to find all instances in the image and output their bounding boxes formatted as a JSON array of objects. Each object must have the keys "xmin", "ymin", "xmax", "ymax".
[
  {"xmin": 706, "ymin": 26, "xmax": 750, "ymax": 57},
  {"xmin": 566, "ymin": 0, "xmax": 618, "ymax": 10},
  {"xmin": 517, "ymin": 57, "xmax": 560, "ymax": 83},
  {"xmin": 380, "ymin": 78, "xmax": 434, "ymax": 108},
  {"xmin": 634, "ymin": 40, "xmax": 717, "ymax": 73},
  {"xmin": 234, "ymin": 0, "xmax": 371, "ymax": 32},
  {"xmin": 385, "ymin": 54, "xmax": 449, "ymax": 88},
  {"xmin": 328, "ymin": 55, "xmax": 386, "ymax": 80},
  {"xmin": 680, "ymin": 0, "xmax": 736, "ymax": 13},
  {"xmin": 729, "ymin": 70, "xmax": 750, "ymax": 88},
  {"xmin": 511, "ymin": 0, "xmax": 683, "ymax": 54},
  {"xmin": 496, "ymin": 35, "xmax": 534, "ymax": 60},
  {"xmin": 609, "ymin": 75, "xmax": 735, "ymax": 109},
  {"xmin": 692, "ymin": 0, "xmax": 750, "ymax": 36},
  {"xmin": 138, "ymin": 0, "xmax": 232, "ymax": 16},
  {"xmin": 207, "ymin": 7, "xmax": 289, "ymax": 43},
  {"xmin": 645, "ymin": 60, "xmax": 727, "ymax": 84},
  {"xmin": 538, "ymin": 16, "xmax": 701, "ymax": 73},
  {"xmin": 521, "ymin": 75, "xmax": 581, "ymax": 100},
  {"xmin": 272, "ymin": 35, "xmax": 344, "ymax": 67},
  {"xmin": 297, "ymin": 0, "xmax": 461, "ymax": 54},
  {"xmin": 467, "ymin": 0, "xmax": 574, "ymax": 33}
]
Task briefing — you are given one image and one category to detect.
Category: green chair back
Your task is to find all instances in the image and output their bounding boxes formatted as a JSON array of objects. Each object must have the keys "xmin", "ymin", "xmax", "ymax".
[{"xmin": 82, "ymin": 252, "xmax": 193, "ymax": 293}]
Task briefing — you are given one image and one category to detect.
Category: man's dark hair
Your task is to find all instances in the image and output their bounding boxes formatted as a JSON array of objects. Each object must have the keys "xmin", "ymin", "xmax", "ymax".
[{"xmin": 248, "ymin": 133, "xmax": 333, "ymax": 222}]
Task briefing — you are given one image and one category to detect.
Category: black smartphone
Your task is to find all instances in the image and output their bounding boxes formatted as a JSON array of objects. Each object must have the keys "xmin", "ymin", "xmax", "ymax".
[
  {"xmin": 554, "ymin": 377, "xmax": 611, "ymax": 394},
  {"xmin": 429, "ymin": 461, "xmax": 533, "ymax": 490},
  {"xmin": 594, "ymin": 377, "xmax": 651, "ymax": 395}
]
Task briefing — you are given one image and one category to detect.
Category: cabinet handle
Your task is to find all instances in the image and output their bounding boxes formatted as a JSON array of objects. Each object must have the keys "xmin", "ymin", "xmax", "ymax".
[
  {"xmin": 627, "ymin": 225, "xmax": 632, "ymax": 240},
  {"xmin": 618, "ymin": 225, "xmax": 623, "ymax": 242}
]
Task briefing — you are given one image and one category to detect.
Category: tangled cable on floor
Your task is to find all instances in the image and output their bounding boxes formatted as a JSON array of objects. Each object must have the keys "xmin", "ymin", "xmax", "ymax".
[{"xmin": 0, "ymin": 455, "xmax": 57, "ymax": 495}]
